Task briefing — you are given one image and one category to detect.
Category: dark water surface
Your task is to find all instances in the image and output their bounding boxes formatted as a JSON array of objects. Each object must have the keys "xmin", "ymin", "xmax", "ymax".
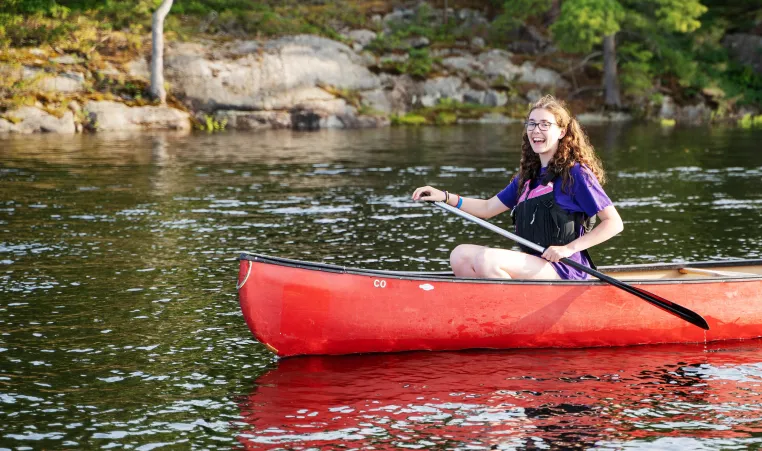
[{"xmin": 2, "ymin": 124, "xmax": 762, "ymax": 449}]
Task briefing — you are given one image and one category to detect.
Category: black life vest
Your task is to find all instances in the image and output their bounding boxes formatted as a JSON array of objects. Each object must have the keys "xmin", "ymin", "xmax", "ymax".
[{"xmin": 510, "ymin": 170, "xmax": 596, "ymax": 268}]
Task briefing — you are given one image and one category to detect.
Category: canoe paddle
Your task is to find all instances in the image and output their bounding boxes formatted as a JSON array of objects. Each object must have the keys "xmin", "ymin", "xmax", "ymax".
[{"xmin": 433, "ymin": 201, "xmax": 710, "ymax": 331}]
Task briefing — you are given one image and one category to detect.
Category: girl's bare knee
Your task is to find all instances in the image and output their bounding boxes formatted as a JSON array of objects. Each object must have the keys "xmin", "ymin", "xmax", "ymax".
[
  {"xmin": 476, "ymin": 248, "xmax": 513, "ymax": 279},
  {"xmin": 450, "ymin": 245, "xmax": 477, "ymax": 277},
  {"xmin": 473, "ymin": 248, "xmax": 494, "ymax": 278}
]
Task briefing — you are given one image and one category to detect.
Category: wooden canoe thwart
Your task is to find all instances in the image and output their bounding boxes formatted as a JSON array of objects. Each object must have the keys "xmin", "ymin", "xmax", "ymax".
[{"xmin": 236, "ymin": 252, "xmax": 762, "ymax": 357}]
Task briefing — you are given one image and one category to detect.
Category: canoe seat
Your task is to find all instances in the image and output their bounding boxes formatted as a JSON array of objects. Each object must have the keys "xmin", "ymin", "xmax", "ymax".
[{"xmin": 678, "ymin": 267, "xmax": 759, "ymax": 278}]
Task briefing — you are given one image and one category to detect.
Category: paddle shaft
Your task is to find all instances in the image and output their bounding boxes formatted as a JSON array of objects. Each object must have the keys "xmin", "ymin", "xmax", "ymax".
[{"xmin": 433, "ymin": 201, "xmax": 710, "ymax": 330}]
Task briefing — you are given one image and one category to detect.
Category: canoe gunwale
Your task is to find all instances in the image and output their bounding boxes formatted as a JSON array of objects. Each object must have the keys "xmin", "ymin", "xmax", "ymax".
[{"xmin": 238, "ymin": 252, "xmax": 762, "ymax": 285}]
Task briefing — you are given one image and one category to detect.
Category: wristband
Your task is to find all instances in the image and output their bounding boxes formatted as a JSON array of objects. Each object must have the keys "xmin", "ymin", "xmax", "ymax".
[
  {"xmin": 456, "ymin": 196, "xmax": 463, "ymax": 209},
  {"xmin": 445, "ymin": 191, "xmax": 449, "ymax": 204}
]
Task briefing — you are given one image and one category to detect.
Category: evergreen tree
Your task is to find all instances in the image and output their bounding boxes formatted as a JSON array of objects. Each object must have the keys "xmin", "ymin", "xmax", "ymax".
[{"xmin": 550, "ymin": 0, "xmax": 708, "ymax": 107}]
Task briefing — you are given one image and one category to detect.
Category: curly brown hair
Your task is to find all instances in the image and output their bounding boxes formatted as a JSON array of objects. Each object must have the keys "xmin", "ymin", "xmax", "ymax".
[{"xmin": 516, "ymin": 95, "xmax": 606, "ymax": 194}]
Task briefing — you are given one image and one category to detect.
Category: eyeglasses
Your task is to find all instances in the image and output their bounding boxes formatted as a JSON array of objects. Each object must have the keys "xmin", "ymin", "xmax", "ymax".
[{"xmin": 525, "ymin": 120, "xmax": 557, "ymax": 131}]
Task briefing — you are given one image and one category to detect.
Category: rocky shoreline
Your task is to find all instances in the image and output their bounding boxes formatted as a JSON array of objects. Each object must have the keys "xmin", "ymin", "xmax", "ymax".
[{"xmin": 1, "ymin": 4, "xmax": 760, "ymax": 135}]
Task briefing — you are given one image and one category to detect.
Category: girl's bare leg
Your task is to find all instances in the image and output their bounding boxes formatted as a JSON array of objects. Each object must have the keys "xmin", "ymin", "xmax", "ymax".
[{"xmin": 450, "ymin": 244, "xmax": 561, "ymax": 280}]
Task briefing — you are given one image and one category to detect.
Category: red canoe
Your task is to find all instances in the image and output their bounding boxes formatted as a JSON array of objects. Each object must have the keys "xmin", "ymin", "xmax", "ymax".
[{"xmin": 237, "ymin": 252, "xmax": 762, "ymax": 357}]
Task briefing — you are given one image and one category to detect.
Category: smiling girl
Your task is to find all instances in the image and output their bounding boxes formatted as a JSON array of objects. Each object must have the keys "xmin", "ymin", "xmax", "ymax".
[{"xmin": 411, "ymin": 95, "xmax": 623, "ymax": 280}]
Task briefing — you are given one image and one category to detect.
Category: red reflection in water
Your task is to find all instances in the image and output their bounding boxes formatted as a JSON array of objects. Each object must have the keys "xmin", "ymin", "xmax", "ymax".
[{"xmin": 238, "ymin": 341, "xmax": 762, "ymax": 449}]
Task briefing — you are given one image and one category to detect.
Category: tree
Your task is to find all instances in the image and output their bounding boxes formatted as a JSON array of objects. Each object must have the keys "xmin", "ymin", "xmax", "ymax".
[
  {"xmin": 550, "ymin": 0, "xmax": 707, "ymax": 108},
  {"xmin": 150, "ymin": 0, "xmax": 173, "ymax": 104}
]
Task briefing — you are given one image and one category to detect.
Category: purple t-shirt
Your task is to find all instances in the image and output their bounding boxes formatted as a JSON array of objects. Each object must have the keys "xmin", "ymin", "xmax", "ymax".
[{"xmin": 496, "ymin": 164, "xmax": 612, "ymax": 280}]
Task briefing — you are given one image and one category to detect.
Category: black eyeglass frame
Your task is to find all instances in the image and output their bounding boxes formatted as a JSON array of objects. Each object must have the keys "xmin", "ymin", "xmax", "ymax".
[{"xmin": 525, "ymin": 121, "xmax": 558, "ymax": 131}]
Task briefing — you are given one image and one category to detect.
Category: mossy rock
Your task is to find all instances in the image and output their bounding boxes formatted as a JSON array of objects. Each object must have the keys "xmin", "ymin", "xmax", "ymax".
[{"xmin": 392, "ymin": 113, "xmax": 427, "ymax": 125}]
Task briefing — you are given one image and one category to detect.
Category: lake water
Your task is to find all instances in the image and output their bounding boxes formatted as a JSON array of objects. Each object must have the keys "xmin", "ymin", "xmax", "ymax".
[{"xmin": 2, "ymin": 124, "xmax": 762, "ymax": 449}]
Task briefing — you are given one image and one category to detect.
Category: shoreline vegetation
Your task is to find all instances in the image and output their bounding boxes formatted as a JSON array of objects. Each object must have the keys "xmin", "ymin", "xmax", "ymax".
[{"xmin": 1, "ymin": 0, "xmax": 761, "ymax": 134}]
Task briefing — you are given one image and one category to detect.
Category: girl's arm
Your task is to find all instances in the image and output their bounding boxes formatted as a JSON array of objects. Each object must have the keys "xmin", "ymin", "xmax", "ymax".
[
  {"xmin": 412, "ymin": 186, "xmax": 510, "ymax": 219},
  {"xmin": 456, "ymin": 195, "xmax": 510, "ymax": 219},
  {"xmin": 541, "ymin": 205, "xmax": 624, "ymax": 262}
]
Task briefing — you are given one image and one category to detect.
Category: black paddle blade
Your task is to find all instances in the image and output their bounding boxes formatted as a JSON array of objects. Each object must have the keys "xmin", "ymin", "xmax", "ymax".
[
  {"xmin": 625, "ymin": 283, "xmax": 710, "ymax": 330},
  {"xmin": 561, "ymin": 257, "xmax": 710, "ymax": 330}
]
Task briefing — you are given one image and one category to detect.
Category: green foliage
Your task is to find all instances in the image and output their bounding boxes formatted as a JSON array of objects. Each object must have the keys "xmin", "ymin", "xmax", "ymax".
[
  {"xmin": 737, "ymin": 114, "xmax": 762, "ymax": 129},
  {"xmin": 365, "ymin": 2, "xmax": 480, "ymax": 54},
  {"xmin": 403, "ymin": 48, "xmax": 436, "ymax": 79},
  {"xmin": 493, "ymin": 0, "xmax": 552, "ymax": 30},
  {"xmin": 392, "ymin": 97, "xmax": 521, "ymax": 126},
  {"xmin": 379, "ymin": 48, "xmax": 437, "ymax": 79},
  {"xmin": 197, "ymin": 114, "xmax": 227, "ymax": 132},
  {"xmin": 617, "ymin": 43, "xmax": 653, "ymax": 96},
  {"xmin": 391, "ymin": 113, "xmax": 427, "ymax": 125},
  {"xmin": 550, "ymin": 0, "xmax": 625, "ymax": 53},
  {"xmin": 434, "ymin": 111, "xmax": 458, "ymax": 125},
  {"xmin": 652, "ymin": 0, "xmax": 707, "ymax": 33},
  {"xmin": 0, "ymin": 6, "xmax": 73, "ymax": 47}
]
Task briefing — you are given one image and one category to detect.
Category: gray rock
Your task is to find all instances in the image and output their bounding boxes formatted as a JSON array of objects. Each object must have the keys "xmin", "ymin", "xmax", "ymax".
[
  {"xmin": 260, "ymin": 87, "xmax": 350, "ymax": 115},
  {"xmin": 518, "ymin": 62, "xmax": 569, "ymax": 88},
  {"xmin": 0, "ymin": 118, "xmax": 12, "ymax": 133},
  {"xmin": 127, "ymin": 57, "xmax": 150, "ymax": 80},
  {"xmin": 677, "ymin": 102, "xmax": 712, "ymax": 125},
  {"xmin": 526, "ymin": 89, "xmax": 543, "ymax": 103},
  {"xmin": 463, "ymin": 89, "xmax": 486, "ymax": 104},
  {"xmin": 381, "ymin": 53, "xmax": 409, "ymax": 64},
  {"xmin": 420, "ymin": 94, "xmax": 438, "ymax": 108},
  {"xmin": 469, "ymin": 77, "xmax": 490, "ymax": 91},
  {"xmin": 361, "ymin": 89, "xmax": 393, "ymax": 114},
  {"xmin": 459, "ymin": 113, "xmax": 520, "ymax": 124},
  {"xmin": 659, "ymin": 96, "xmax": 676, "ymax": 119},
  {"xmin": 0, "ymin": 107, "xmax": 76, "ymax": 134},
  {"xmin": 484, "ymin": 90, "xmax": 507, "ymax": 107},
  {"xmin": 85, "ymin": 101, "xmax": 191, "ymax": 131},
  {"xmin": 341, "ymin": 114, "xmax": 391, "ymax": 128},
  {"xmin": 406, "ymin": 36, "xmax": 430, "ymax": 49},
  {"xmin": 346, "ymin": 29, "xmax": 377, "ymax": 47},
  {"xmin": 50, "ymin": 55, "xmax": 81, "ymax": 65},
  {"xmin": 441, "ymin": 55, "xmax": 484, "ymax": 73},
  {"xmin": 477, "ymin": 49, "xmax": 568, "ymax": 88},
  {"xmin": 320, "ymin": 115, "xmax": 345, "ymax": 129},
  {"xmin": 576, "ymin": 112, "xmax": 634, "ymax": 124},
  {"xmin": 99, "ymin": 62, "xmax": 123, "ymax": 77},
  {"xmin": 389, "ymin": 75, "xmax": 423, "ymax": 113},
  {"xmin": 165, "ymin": 35, "xmax": 381, "ymax": 111},
  {"xmin": 383, "ymin": 8, "xmax": 416, "ymax": 25},
  {"xmin": 471, "ymin": 37, "xmax": 485, "ymax": 49},
  {"xmin": 457, "ymin": 8, "xmax": 489, "ymax": 26},
  {"xmin": 478, "ymin": 49, "xmax": 520, "ymax": 81},
  {"xmin": 37, "ymin": 72, "xmax": 85, "ymax": 92},
  {"xmin": 213, "ymin": 110, "xmax": 291, "ymax": 130},
  {"xmin": 723, "ymin": 33, "xmax": 762, "ymax": 76},
  {"xmin": 422, "ymin": 76, "xmax": 464, "ymax": 102},
  {"xmin": 68, "ymin": 100, "xmax": 82, "ymax": 113},
  {"xmin": 22, "ymin": 66, "xmax": 43, "ymax": 80}
]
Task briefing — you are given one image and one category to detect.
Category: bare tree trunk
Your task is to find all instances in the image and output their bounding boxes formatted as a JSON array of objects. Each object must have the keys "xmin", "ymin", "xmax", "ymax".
[
  {"xmin": 150, "ymin": 0, "xmax": 174, "ymax": 104},
  {"xmin": 602, "ymin": 33, "xmax": 621, "ymax": 109}
]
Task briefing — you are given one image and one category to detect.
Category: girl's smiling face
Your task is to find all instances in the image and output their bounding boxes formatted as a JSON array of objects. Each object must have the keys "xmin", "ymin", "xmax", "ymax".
[{"xmin": 526, "ymin": 108, "xmax": 566, "ymax": 164}]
